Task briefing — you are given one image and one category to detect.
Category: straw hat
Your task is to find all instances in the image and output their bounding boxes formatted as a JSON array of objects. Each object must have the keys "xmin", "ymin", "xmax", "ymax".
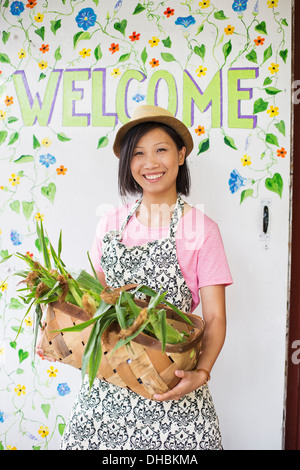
[{"xmin": 113, "ymin": 105, "xmax": 194, "ymax": 158}]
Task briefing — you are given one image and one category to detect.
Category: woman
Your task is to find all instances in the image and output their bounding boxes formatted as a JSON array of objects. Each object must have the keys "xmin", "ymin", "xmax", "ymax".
[{"xmin": 42, "ymin": 105, "xmax": 233, "ymax": 450}]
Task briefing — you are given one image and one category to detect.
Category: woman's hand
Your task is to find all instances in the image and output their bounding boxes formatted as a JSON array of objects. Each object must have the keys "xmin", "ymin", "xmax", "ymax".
[
  {"xmin": 153, "ymin": 369, "xmax": 208, "ymax": 401},
  {"xmin": 35, "ymin": 323, "xmax": 56, "ymax": 362}
]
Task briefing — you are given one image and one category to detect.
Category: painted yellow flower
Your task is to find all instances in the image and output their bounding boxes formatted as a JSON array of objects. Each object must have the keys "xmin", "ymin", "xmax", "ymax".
[
  {"xmin": 269, "ymin": 62, "xmax": 279, "ymax": 74},
  {"xmin": 0, "ymin": 347, "xmax": 4, "ymax": 356},
  {"xmin": 35, "ymin": 212, "xmax": 44, "ymax": 221},
  {"xmin": 241, "ymin": 155, "xmax": 251, "ymax": 166},
  {"xmin": 18, "ymin": 49, "xmax": 26, "ymax": 59},
  {"xmin": 14, "ymin": 384, "xmax": 26, "ymax": 396},
  {"xmin": 111, "ymin": 68, "xmax": 121, "ymax": 77},
  {"xmin": 79, "ymin": 48, "xmax": 91, "ymax": 58},
  {"xmin": 25, "ymin": 316, "xmax": 33, "ymax": 327},
  {"xmin": 196, "ymin": 66, "xmax": 207, "ymax": 77},
  {"xmin": 42, "ymin": 138, "xmax": 51, "ymax": 147},
  {"xmin": 149, "ymin": 36, "xmax": 160, "ymax": 47},
  {"xmin": 267, "ymin": 105, "xmax": 279, "ymax": 117},
  {"xmin": 38, "ymin": 426, "xmax": 49, "ymax": 438},
  {"xmin": 0, "ymin": 110, "xmax": 6, "ymax": 120},
  {"xmin": 224, "ymin": 25, "xmax": 235, "ymax": 35},
  {"xmin": 6, "ymin": 445, "xmax": 17, "ymax": 450},
  {"xmin": 34, "ymin": 12, "xmax": 44, "ymax": 22},
  {"xmin": 47, "ymin": 365, "xmax": 58, "ymax": 377},
  {"xmin": 267, "ymin": 0, "xmax": 278, "ymax": 8},
  {"xmin": 0, "ymin": 282, "xmax": 8, "ymax": 292},
  {"xmin": 199, "ymin": 0, "xmax": 210, "ymax": 8},
  {"xmin": 9, "ymin": 174, "xmax": 20, "ymax": 186},
  {"xmin": 38, "ymin": 60, "xmax": 48, "ymax": 70}
]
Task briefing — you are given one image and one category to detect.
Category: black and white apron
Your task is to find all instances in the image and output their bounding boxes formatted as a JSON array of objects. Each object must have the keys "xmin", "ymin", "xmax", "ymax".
[{"xmin": 60, "ymin": 195, "xmax": 222, "ymax": 450}]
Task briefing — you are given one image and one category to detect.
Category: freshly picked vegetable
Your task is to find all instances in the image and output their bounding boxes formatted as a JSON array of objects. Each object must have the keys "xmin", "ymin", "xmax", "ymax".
[{"xmin": 3, "ymin": 222, "xmax": 195, "ymax": 390}]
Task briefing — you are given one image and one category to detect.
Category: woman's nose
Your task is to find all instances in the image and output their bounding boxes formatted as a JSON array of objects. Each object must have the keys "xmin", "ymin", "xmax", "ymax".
[{"xmin": 143, "ymin": 152, "xmax": 159, "ymax": 168}]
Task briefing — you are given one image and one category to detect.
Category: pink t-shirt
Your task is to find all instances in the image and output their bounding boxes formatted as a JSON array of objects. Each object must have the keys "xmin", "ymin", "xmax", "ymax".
[{"xmin": 90, "ymin": 202, "xmax": 233, "ymax": 312}]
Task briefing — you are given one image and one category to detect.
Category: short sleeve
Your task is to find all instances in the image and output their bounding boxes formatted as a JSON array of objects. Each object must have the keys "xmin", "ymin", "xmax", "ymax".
[
  {"xmin": 197, "ymin": 223, "xmax": 233, "ymax": 289},
  {"xmin": 89, "ymin": 216, "xmax": 109, "ymax": 273}
]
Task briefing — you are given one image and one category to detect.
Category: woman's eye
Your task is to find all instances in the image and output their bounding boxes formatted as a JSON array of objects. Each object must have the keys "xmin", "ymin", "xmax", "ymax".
[
  {"xmin": 157, "ymin": 147, "xmax": 166, "ymax": 153},
  {"xmin": 133, "ymin": 151, "xmax": 143, "ymax": 157}
]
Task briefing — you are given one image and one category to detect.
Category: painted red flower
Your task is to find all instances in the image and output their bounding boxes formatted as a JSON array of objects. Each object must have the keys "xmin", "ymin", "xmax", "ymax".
[
  {"xmin": 254, "ymin": 36, "xmax": 265, "ymax": 46},
  {"xmin": 26, "ymin": 1, "xmax": 37, "ymax": 8},
  {"xmin": 109, "ymin": 43, "xmax": 119, "ymax": 54},
  {"xmin": 277, "ymin": 147, "xmax": 287, "ymax": 158},
  {"xmin": 164, "ymin": 7, "xmax": 175, "ymax": 17},
  {"xmin": 129, "ymin": 31, "xmax": 140, "ymax": 41},
  {"xmin": 149, "ymin": 58, "xmax": 159, "ymax": 68},
  {"xmin": 39, "ymin": 44, "xmax": 49, "ymax": 53}
]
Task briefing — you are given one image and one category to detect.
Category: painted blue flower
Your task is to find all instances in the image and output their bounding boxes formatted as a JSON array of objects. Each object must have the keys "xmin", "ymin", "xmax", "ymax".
[
  {"xmin": 0, "ymin": 411, "xmax": 4, "ymax": 423},
  {"xmin": 39, "ymin": 153, "xmax": 56, "ymax": 168},
  {"xmin": 10, "ymin": 1, "xmax": 24, "ymax": 16},
  {"xmin": 57, "ymin": 383, "xmax": 71, "ymax": 396},
  {"xmin": 114, "ymin": 0, "xmax": 122, "ymax": 12},
  {"xmin": 133, "ymin": 93, "xmax": 146, "ymax": 103},
  {"xmin": 10, "ymin": 230, "xmax": 22, "ymax": 246},
  {"xmin": 175, "ymin": 15, "xmax": 196, "ymax": 28},
  {"xmin": 75, "ymin": 8, "xmax": 97, "ymax": 31},
  {"xmin": 232, "ymin": 0, "xmax": 248, "ymax": 12},
  {"xmin": 228, "ymin": 169, "xmax": 247, "ymax": 194}
]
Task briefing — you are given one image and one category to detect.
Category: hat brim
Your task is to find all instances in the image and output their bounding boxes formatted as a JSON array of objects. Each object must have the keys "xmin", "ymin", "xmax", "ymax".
[{"xmin": 113, "ymin": 114, "xmax": 194, "ymax": 158}]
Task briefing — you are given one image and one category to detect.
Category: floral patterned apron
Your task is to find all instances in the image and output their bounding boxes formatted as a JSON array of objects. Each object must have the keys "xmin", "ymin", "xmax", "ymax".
[{"xmin": 60, "ymin": 195, "xmax": 222, "ymax": 450}]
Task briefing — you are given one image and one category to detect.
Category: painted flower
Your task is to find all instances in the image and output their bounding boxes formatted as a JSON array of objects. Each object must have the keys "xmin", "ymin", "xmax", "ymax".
[
  {"xmin": 0, "ymin": 111, "xmax": 6, "ymax": 120},
  {"xmin": 224, "ymin": 25, "xmax": 235, "ymax": 35},
  {"xmin": 42, "ymin": 138, "xmax": 51, "ymax": 147},
  {"xmin": 25, "ymin": 316, "xmax": 33, "ymax": 326},
  {"xmin": 57, "ymin": 383, "xmax": 71, "ymax": 396},
  {"xmin": 0, "ymin": 282, "xmax": 8, "ymax": 292},
  {"xmin": 9, "ymin": 173, "xmax": 20, "ymax": 186},
  {"xmin": 196, "ymin": 66, "xmax": 207, "ymax": 77},
  {"xmin": 26, "ymin": 251, "xmax": 33, "ymax": 258},
  {"xmin": 254, "ymin": 36, "xmax": 265, "ymax": 46},
  {"xmin": 267, "ymin": 105, "xmax": 279, "ymax": 117},
  {"xmin": 14, "ymin": 384, "xmax": 26, "ymax": 396},
  {"xmin": 195, "ymin": 125, "xmax": 205, "ymax": 136},
  {"xmin": 26, "ymin": 1, "xmax": 37, "ymax": 8},
  {"xmin": 6, "ymin": 446, "xmax": 17, "ymax": 450},
  {"xmin": 10, "ymin": 230, "xmax": 22, "ymax": 246},
  {"xmin": 232, "ymin": 0, "xmax": 249, "ymax": 13},
  {"xmin": 35, "ymin": 212, "xmax": 44, "ymax": 221},
  {"xmin": 149, "ymin": 37, "xmax": 160, "ymax": 47},
  {"xmin": 277, "ymin": 147, "xmax": 287, "ymax": 158},
  {"xmin": 267, "ymin": 0, "xmax": 278, "ymax": 7},
  {"xmin": 79, "ymin": 48, "xmax": 91, "ymax": 58},
  {"xmin": 56, "ymin": 165, "xmax": 67, "ymax": 175},
  {"xmin": 0, "ymin": 411, "xmax": 4, "ymax": 423},
  {"xmin": 164, "ymin": 7, "xmax": 175, "ymax": 17},
  {"xmin": 111, "ymin": 68, "xmax": 121, "ymax": 77},
  {"xmin": 175, "ymin": 16, "xmax": 196, "ymax": 28},
  {"xmin": 228, "ymin": 169, "xmax": 247, "ymax": 194},
  {"xmin": 39, "ymin": 153, "xmax": 56, "ymax": 168},
  {"xmin": 114, "ymin": 0, "xmax": 122, "ymax": 12},
  {"xmin": 149, "ymin": 58, "xmax": 159, "ymax": 68},
  {"xmin": 5, "ymin": 96, "xmax": 14, "ymax": 106},
  {"xmin": 133, "ymin": 93, "xmax": 146, "ymax": 103},
  {"xmin": 75, "ymin": 8, "xmax": 97, "ymax": 31},
  {"xmin": 241, "ymin": 154, "xmax": 251, "ymax": 166},
  {"xmin": 129, "ymin": 31, "xmax": 140, "ymax": 41},
  {"xmin": 34, "ymin": 12, "xmax": 44, "ymax": 22},
  {"xmin": 10, "ymin": 1, "xmax": 25, "ymax": 16},
  {"xmin": 199, "ymin": 0, "xmax": 210, "ymax": 8},
  {"xmin": 109, "ymin": 43, "xmax": 119, "ymax": 54},
  {"xmin": 38, "ymin": 60, "xmax": 48, "ymax": 70},
  {"xmin": 269, "ymin": 63, "xmax": 279, "ymax": 74},
  {"xmin": 38, "ymin": 426, "xmax": 49, "ymax": 438},
  {"xmin": 18, "ymin": 49, "xmax": 26, "ymax": 59},
  {"xmin": 47, "ymin": 366, "xmax": 58, "ymax": 377},
  {"xmin": 39, "ymin": 44, "xmax": 49, "ymax": 53}
]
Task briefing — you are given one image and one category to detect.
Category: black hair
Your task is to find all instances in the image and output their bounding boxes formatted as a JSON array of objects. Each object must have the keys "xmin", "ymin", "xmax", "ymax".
[{"xmin": 118, "ymin": 121, "xmax": 191, "ymax": 198}]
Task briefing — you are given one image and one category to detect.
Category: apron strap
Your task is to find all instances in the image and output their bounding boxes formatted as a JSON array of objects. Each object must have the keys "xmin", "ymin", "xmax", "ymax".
[{"xmin": 117, "ymin": 198, "xmax": 143, "ymax": 241}]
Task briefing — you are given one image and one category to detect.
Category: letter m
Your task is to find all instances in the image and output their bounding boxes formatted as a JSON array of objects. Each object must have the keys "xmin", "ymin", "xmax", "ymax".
[{"xmin": 13, "ymin": 70, "xmax": 62, "ymax": 126}]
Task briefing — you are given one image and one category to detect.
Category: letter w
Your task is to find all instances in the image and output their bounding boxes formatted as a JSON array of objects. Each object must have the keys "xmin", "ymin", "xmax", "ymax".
[{"xmin": 13, "ymin": 70, "xmax": 62, "ymax": 126}]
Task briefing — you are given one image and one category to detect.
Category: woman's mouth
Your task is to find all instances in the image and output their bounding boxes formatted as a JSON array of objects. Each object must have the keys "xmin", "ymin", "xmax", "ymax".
[{"xmin": 143, "ymin": 172, "xmax": 165, "ymax": 182}]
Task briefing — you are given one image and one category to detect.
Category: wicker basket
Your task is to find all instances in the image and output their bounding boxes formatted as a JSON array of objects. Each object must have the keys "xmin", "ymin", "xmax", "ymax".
[{"xmin": 40, "ymin": 291, "xmax": 205, "ymax": 400}]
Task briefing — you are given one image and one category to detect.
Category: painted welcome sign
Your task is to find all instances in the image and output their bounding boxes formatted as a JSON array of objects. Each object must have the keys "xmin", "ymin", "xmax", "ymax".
[{"xmin": 0, "ymin": 0, "xmax": 291, "ymax": 450}]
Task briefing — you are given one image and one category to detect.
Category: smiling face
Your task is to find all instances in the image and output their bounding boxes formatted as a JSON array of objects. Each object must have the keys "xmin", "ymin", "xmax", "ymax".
[{"xmin": 130, "ymin": 127, "xmax": 186, "ymax": 200}]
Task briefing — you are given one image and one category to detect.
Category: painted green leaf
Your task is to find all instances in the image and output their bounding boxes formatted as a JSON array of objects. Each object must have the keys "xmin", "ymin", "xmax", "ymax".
[
  {"xmin": 275, "ymin": 120, "xmax": 286, "ymax": 137},
  {"xmin": 214, "ymin": 10, "xmax": 229, "ymax": 20},
  {"xmin": 8, "ymin": 132, "xmax": 19, "ymax": 146},
  {"xmin": 34, "ymin": 26, "xmax": 45, "ymax": 41},
  {"xmin": 33, "ymin": 134, "xmax": 41, "ymax": 149},
  {"xmin": 265, "ymin": 87, "xmax": 282, "ymax": 95},
  {"xmin": 162, "ymin": 36, "xmax": 172, "ymax": 48},
  {"xmin": 57, "ymin": 132, "xmax": 71, "ymax": 142},
  {"xmin": 114, "ymin": 19, "xmax": 127, "ymax": 36},
  {"xmin": 266, "ymin": 133, "xmax": 279, "ymax": 146},
  {"xmin": 73, "ymin": 31, "xmax": 90, "ymax": 49},
  {"xmin": 8, "ymin": 116, "xmax": 18, "ymax": 124},
  {"xmin": 255, "ymin": 21, "xmax": 268, "ymax": 35},
  {"xmin": 224, "ymin": 135, "xmax": 238, "ymax": 150},
  {"xmin": 0, "ymin": 52, "xmax": 10, "ymax": 64},
  {"xmin": 41, "ymin": 183, "xmax": 56, "ymax": 203},
  {"xmin": 196, "ymin": 24, "xmax": 204, "ymax": 35},
  {"xmin": 263, "ymin": 77, "xmax": 273, "ymax": 86},
  {"xmin": 282, "ymin": 19, "xmax": 288, "ymax": 27},
  {"xmin": 14, "ymin": 155, "xmax": 34, "ymax": 164},
  {"xmin": 18, "ymin": 349, "xmax": 29, "ymax": 363},
  {"xmin": 54, "ymin": 46, "xmax": 62, "ymax": 61},
  {"xmin": 265, "ymin": 173, "xmax": 283, "ymax": 198},
  {"xmin": 263, "ymin": 45, "xmax": 273, "ymax": 64},
  {"xmin": 161, "ymin": 52, "xmax": 176, "ymax": 62},
  {"xmin": 133, "ymin": 3, "xmax": 146, "ymax": 14},
  {"xmin": 50, "ymin": 19, "xmax": 61, "ymax": 35},
  {"xmin": 10, "ymin": 200, "xmax": 20, "ymax": 214},
  {"xmin": 0, "ymin": 130, "xmax": 8, "ymax": 145},
  {"xmin": 223, "ymin": 40, "xmax": 232, "ymax": 60},
  {"xmin": 253, "ymin": 98, "xmax": 269, "ymax": 114},
  {"xmin": 240, "ymin": 189, "xmax": 254, "ymax": 204},
  {"xmin": 22, "ymin": 201, "xmax": 35, "ymax": 220},
  {"xmin": 3, "ymin": 0, "xmax": 9, "ymax": 7},
  {"xmin": 246, "ymin": 49, "xmax": 257, "ymax": 64},
  {"xmin": 97, "ymin": 136, "xmax": 109, "ymax": 149},
  {"xmin": 41, "ymin": 404, "xmax": 50, "ymax": 419},
  {"xmin": 94, "ymin": 45, "xmax": 102, "ymax": 61},
  {"xmin": 197, "ymin": 138, "xmax": 210, "ymax": 155},
  {"xmin": 39, "ymin": 73, "xmax": 46, "ymax": 82},
  {"xmin": 118, "ymin": 53, "xmax": 131, "ymax": 63},
  {"xmin": 194, "ymin": 45, "xmax": 206, "ymax": 60},
  {"xmin": 141, "ymin": 47, "xmax": 147, "ymax": 65},
  {"xmin": 2, "ymin": 31, "xmax": 10, "ymax": 44},
  {"xmin": 279, "ymin": 49, "xmax": 288, "ymax": 64},
  {"xmin": 58, "ymin": 423, "xmax": 66, "ymax": 436},
  {"xmin": 92, "ymin": 0, "xmax": 99, "ymax": 5},
  {"xmin": 9, "ymin": 298, "xmax": 25, "ymax": 309}
]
